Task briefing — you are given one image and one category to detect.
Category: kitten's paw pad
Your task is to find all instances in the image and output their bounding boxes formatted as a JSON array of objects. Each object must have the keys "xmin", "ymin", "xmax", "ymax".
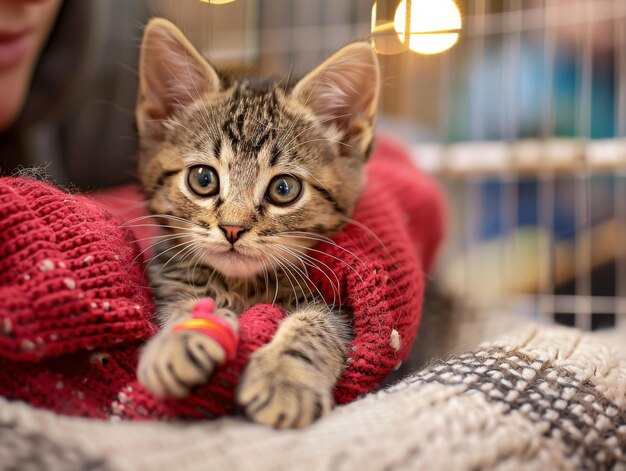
[
  {"xmin": 237, "ymin": 350, "xmax": 333, "ymax": 429},
  {"xmin": 138, "ymin": 330, "xmax": 225, "ymax": 398}
]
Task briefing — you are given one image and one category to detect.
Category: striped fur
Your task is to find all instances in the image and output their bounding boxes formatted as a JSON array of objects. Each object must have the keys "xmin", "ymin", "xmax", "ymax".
[{"xmin": 134, "ymin": 18, "xmax": 379, "ymax": 428}]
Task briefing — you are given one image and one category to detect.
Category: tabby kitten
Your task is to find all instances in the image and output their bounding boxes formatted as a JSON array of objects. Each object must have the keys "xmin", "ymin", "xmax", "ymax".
[{"xmin": 135, "ymin": 18, "xmax": 379, "ymax": 429}]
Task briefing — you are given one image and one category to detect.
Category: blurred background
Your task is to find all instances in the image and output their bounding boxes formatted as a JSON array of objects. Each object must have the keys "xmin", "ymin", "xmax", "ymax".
[{"xmin": 5, "ymin": 0, "xmax": 626, "ymax": 336}]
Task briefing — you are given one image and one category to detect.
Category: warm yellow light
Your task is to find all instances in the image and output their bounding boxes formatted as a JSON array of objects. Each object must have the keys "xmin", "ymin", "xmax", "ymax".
[
  {"xmin": 394, "ymin": 0, "xmax": 462, "ymax": 55},
  {"xmin": 197, "ymin": 0, "xmax": 236, "ymax": 4}
]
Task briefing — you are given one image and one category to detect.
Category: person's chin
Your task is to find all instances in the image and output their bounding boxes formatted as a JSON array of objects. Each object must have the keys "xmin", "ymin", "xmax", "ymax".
[{"xmin": 0, "ymin": 71, "xmax": 30, "ymax": 131}]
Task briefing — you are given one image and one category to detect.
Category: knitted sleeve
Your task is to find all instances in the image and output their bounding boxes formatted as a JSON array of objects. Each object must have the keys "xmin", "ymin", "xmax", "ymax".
[
  {"xmin": 0, "ymin": 136, "xmax": 445, "ymax": 419},
  {"xmin": 0, "ymin": 178, "xmax": 155, "ymax": 362}
]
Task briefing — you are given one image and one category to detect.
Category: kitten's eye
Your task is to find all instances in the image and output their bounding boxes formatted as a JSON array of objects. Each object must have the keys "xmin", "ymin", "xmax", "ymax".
[
  {"xmin": 187, "ymin": 165, "xmax": 219, "ymax": 197},
  {"xmin": 266, "ymin": 174, "xmax": 302, "ymax": 205}
]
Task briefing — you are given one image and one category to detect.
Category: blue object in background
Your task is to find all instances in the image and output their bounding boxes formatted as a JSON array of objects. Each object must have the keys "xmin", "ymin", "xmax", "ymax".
[{"xmin": 451, "ymin": 35, "xmax": 618, "ymax": 245}]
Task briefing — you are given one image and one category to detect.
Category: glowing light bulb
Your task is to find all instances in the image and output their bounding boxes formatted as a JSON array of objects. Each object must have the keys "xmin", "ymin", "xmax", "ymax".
[
  {"xmin": 394, "ymin": 0, "xmax": 462, "ymax": 55},
  {"xmin": 198, "ymin": 0, "xmax": 236, "ymax": 4}
]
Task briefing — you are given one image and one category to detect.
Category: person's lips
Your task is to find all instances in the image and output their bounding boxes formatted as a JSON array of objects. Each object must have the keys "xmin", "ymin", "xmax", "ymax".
[{"xmin": 0, "ymin": 29, "xmax": 32, "ymax": 68}]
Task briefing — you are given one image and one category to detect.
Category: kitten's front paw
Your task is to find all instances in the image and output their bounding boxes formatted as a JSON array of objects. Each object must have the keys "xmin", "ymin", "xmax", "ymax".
[
  {"xmin": 138, "ymin": 330, "xmax": 225, "ymax": 398},
  {"xmin": 237, "ymin": 347, "xmax": 334, "ymax": 429}
]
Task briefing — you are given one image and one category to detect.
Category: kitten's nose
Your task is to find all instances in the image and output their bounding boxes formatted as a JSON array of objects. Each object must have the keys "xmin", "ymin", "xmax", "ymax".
[{"xmin": 219, "ymin": 225, "xmax": 248, "ymax": 244}]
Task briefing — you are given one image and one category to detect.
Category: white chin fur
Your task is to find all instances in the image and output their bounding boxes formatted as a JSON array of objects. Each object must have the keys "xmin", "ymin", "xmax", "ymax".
[{"xmin": 205, "ymin": 252, "xmax": 265, "ymax": 279}]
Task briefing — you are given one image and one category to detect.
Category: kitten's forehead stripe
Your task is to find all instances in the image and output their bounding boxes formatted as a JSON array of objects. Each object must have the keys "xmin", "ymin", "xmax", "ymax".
[
  {"xmin": 235, "ymin": 113, "xmax": 245, "ymax": 138},
  {"xmin": 270, "ymin": 147, "xmax": 281, "ymax": 167},
  {"xmin": 254, "ymin": 129, "xmax": 273, "ymax": 153},
  {"xmin": 221, "ymin": 85, "xmax": 282, "ymax": 157},
  {"xmin": 213, "ymin": 138, "xmax": 222, "ymax": 160},
  {"xmin": 223, "ymin": 117, "xmax": 239, "ymax": 146}
]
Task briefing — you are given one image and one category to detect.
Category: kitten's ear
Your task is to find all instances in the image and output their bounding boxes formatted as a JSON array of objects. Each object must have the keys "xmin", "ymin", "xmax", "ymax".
[
  {"xmin": 291, "ymin": 43, "xmax": 380, "ymax": 154},
  {"xmin": 137, "ymin": 18, "xmax": 220, "ymax": 136}
]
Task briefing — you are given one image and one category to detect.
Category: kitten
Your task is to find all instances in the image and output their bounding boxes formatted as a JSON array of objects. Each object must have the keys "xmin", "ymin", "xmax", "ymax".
[{"xmin": 135, "ymin": 18, "xmax": 379, "ymax": 429}]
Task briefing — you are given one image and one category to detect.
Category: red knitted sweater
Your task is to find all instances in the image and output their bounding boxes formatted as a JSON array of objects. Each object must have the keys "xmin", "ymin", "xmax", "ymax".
[{"xmin": 0, "ymin": 137, "xmax": 444, "ymax": 419}]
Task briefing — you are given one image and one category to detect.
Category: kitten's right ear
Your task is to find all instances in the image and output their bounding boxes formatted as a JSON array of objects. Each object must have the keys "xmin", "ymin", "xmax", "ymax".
[
  {"xmin": 137, "ymin": 18, "xmax": 220, "ymax": 136},
  {"xmin": 291, "ymin": 42, "xmax": 380, "ymax": 157}
]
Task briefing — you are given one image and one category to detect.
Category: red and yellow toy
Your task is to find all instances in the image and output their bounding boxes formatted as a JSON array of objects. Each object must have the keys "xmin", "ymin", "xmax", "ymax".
[{"xmin": 172, "ymin": 298, "xmax": 238, "ymax": 364}]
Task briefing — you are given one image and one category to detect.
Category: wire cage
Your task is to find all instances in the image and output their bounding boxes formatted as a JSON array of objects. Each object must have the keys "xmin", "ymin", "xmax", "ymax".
[
  {"xmin": 405, "ymin": 0, "xmax": 626, "ymax": 333},
  {"xmin": 154, "ymin": 0, "xmax": 625, "ymax": 332}
]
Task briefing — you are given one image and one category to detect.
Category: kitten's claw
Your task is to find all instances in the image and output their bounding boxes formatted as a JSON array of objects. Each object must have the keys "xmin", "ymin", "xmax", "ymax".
[
  {"xmin": 237, "ymin": 346, "xmax": 334, "ymax": 429},
  {"xmin": 138, "ymin": 330, "xmax": 225, "ymax": 398}
]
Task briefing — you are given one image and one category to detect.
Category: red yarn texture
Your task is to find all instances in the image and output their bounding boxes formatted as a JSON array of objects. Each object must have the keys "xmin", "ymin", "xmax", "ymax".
[{"xmin": 0, "ymin": 136, "xmax": 444, "ymax": 419}]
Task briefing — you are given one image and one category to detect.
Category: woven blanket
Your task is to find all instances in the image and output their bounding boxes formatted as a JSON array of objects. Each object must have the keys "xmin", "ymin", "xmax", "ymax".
[
  {"xmin": 0, "ymin": 136, "xmax": 445, "ymax": 418},
  {"xmin": 1, "ymin": 324, "xmax": 624, "ymax": 470}
]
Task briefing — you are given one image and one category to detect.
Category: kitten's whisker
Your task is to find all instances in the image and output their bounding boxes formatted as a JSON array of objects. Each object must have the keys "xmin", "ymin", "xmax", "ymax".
[
  {"xmin": 276, "ymin": 244, "xmax": 336, "ymax": 309},
  {"xmin": 127, "ymin": 213, "xmax": 210, "ymax": 234},
  {"xmin": 143, "ymin": 239, "xmax": 198, "ymax": 278},
  {"xmin": 340, "ymin": 216, "xmax": 389, "ymax": 252},
  {"xmin": 171, "ymin": 246, "xmax": 204, "ymax": 286},
  {"xmin": 125, "ymin": 224, "xmax": 200, "ymax": 234},
  {"xmin": 147, "ymin": 118, "xmax": 204, "ymax": 143},
  {"xmin": 275, "ymin": 243, "xmax": 340, "ymax": 308},
  {"xmin": 274, "ymin": 63, "xmax": 294, "ymax": 90},
  {"xmin": 272, "ymin": 254, "xmax": 304, "ymax": 309},
  {"xmin": 184, "ymin": 52, "xmax": 215, "ymax": 134},
  {"xmin": 280, "ymin": 231, "xmax": 334, "ymax": 244},
  {"xmin": 132, "ymin": 237, "xmax": 185, "ymax": 265},
  {"xmin": 278, "ymin": 233, "xmax": 367, "ymax": 280},
  {"xmin": 92, "ymin": 197, "xmax": 150, "ymax": 213},
  {"xmin": 192, "ymin": 250, "xmax": 219, "ymax": 297},
  {"xmin": 268, "ymin": 253, "xmax": 300, "ymax": 310},
  {"xmin": 281, "ymin": 137, "xmax": 354, "ymax": 157},
  {"xmin": 123, "ymin": 214, "xmax": 166, "ymax": 225},
  {"xmin": 160, "ymin": 62, "xmax": 211, "ymax": 134},
  {"xmin": 265, "ymin": 255, "xmax": 281, "ymax": 306},
  {"xmin": 282, "ymin": 164, "xmax": 330, "ymax": 193},
  {"xmin": 124, "ymin": 213, "xmax": 197, "ymax": 227},
  {"xmin": 251, "ymin": 271, "xmax": 259, "ymax": 301},
  {"xmin": 144, "ymin": 239, "xmax": 196, "ymax": 267},
  {"xmin": 171, "ymin": 92, "xmax": 206, "ymax": 133},
  {"xmin": 128, "ymin": 232, "xmax": 198, "ymax": 245},
  {"xmin": 339, "ymin": 216, "xmax": 405, "ymax": 301},
  {"xmin": 277, "ymin": 113, "xmax": 352, "ymax": 152},
  {"xmin": 180, "ymin": 150, "xmax": 223, "ymax": 168},
  {"xmin": 282, "ymin": 231, "xmax": 367, "ymax": 265},
  {"xmin": 188, "ymin": 242, "xmax": 208, "ymax": 288},
  {"xmin": 134, "ymin": 236, "xmax": 199, "ymax": 274},
  {"xmin": 270, "ymin": 249, "xmax": 319, "ymax": 306},
  {"xmin": 159, "ymin": 240, "xmax": 204, "ymax": 274},
  {"xmin": 261, "ymin": 252, "xmax": 283, "ymax": 306},
  {"xmin": 256, "ymin": 253, "xmax": 271, "ymax": 301},
  {"xmin": 277, "ymin": 68, "xmax": 340, "ymax": 148},
  {"xmin": 243, "ymin": 112, "xmax": 281, "ymax": 133},
  {"xmin": 285, "ymin": 240, "xmax": 365, "ymax": 285},
  {"xmin": 274, "ymin": 244, "xmax": 337, "ymax": 307},
  {"xmin": 179, "ymin": 241, "xmax": 203, "ymax": 265},
  {"xmin": 149, "ymin": 214, "xmax": 196, "ymax": 224},
  {"xmin": 287, "ymin": 248, "xmax": 340, "ymax": 310},
  {"xmin": 274, "ymin": 88, "xmax": 314, "ymax": 153}
]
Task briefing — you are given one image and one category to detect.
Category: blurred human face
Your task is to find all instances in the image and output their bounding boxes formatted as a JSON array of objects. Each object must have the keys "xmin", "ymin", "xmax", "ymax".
[{"xmin": 0, "ymin": 0, "xmax": 62, "ymax": 131}]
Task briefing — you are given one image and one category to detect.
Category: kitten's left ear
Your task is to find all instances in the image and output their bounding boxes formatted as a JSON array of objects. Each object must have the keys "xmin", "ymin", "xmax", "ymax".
[
  {"xmin": 292, "ymin": 43, "xmax": 380, "ymax": 155},
  {"xmin": 137, "ymin": 18, "xmax": 220, "ymax": 137}
]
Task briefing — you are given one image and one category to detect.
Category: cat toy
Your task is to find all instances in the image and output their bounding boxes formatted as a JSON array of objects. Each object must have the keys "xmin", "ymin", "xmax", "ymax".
[{"xmin": 172, "ymin": 298, "xmax": 239, "ymax": 363}]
